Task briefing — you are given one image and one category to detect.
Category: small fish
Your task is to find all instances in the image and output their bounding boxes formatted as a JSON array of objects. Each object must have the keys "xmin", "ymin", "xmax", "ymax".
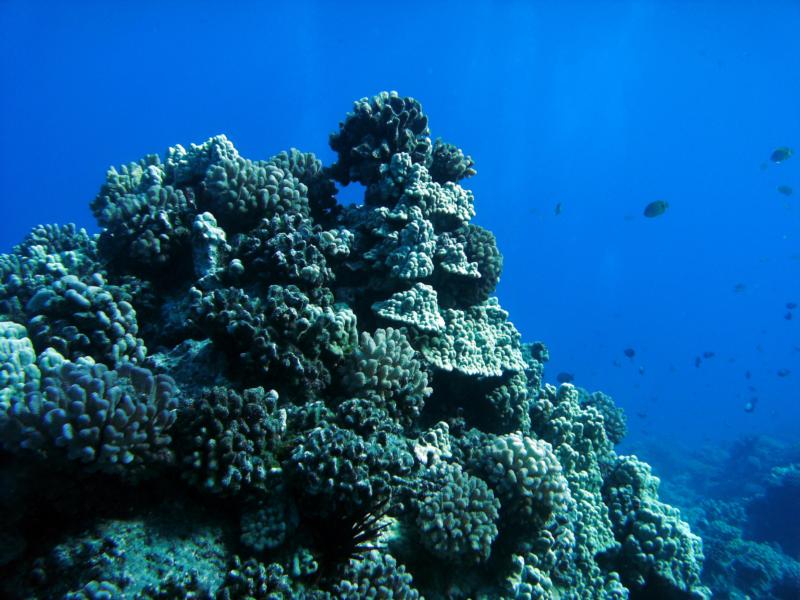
[
  {"xmin": 745, "ymin": 370, "xmax": 751, "ymax": 379},
  {"xmin": 787, "ymin": 302, "xmax": 797, "ymax": 310},
  {"xmin": 636, "ymin": 411, "xmax": 648, "ymax": 419},
  {"xmin": 702, "ymin": 351, "xmax": 715, "ymax": 359},
  {"xmin": 554, "ymin": 202, "xmax": 562, "ymax": 216},
  {"xmin": 770, "ymin": 147, "xmax": 794, "ymax": 163},
  {"xmin": 777, "ymin": 368, "xmax": 791, "ymax": 377},
  {"xmin": 777, "ymin": 185, "xmax": 794, "ymax": 196},
  {"xmin": 744, "ymin": 399, "xmax": 757, "ymax": 413},
  {"xmin": 612, "ymin": 359, "xmax": 622, "ymax": 367},
  {"xmin": 785, "ymin": 312, "xmax": 794, "ymax": 321},
  {"xmin": 695, "ymin": 356, "xmax": 702, "ymax": 368},
  {"xmin": 623, "ymin": 348, "xmax": 635, "ymax": 359},
  {"xmin": 733, "ymin": 283, "xmax": 747, "ymax": 293},
  {"xmin": 643, "ymin": 200, "xmax": 669, "ymax": 218},
  {"xmin": 638, "ymin": 366, "xmax": 645, "ymax": 375},
  {"xmin": 556, "ymin": 372, "xmax": 574, "ymax": 384}
]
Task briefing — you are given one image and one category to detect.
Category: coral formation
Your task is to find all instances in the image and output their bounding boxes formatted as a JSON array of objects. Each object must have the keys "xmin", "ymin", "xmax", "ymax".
[
  {"xmin": 602, "ymin": 455, "xmax": 706, "ymax": 593},
  {"xmin": 339, "ymin": 327, "xmax": 431, "ymax": 427},
  {"xmin": 414, "ymin": 461, "xmax": 500, "ymax": 563},
  {"xmin": 173, "ymin": 386, "xmax": 284, "ymax": 495},
  {"xmin": 330, "ymin": 91, "xmax": 431, "ymax": 185},
  {"xmin": 639, "ymin": 434, "xmax": 800, "ymax": 598},
  {"xmin": 0, "ymin": 92, "xmax": 708, "ymax": 599},
  {"xmin": 1, "ymin": 347, "xmax": 177, "ymax": 475}
]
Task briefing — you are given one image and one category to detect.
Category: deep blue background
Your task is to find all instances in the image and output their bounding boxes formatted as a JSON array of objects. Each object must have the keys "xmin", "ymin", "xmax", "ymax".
[{"xmin": 2, "ymin": 1, "xmax": 798, "ymax": 449}]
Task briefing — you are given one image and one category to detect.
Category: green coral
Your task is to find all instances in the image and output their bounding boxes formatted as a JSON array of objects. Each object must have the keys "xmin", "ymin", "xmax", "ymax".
[
  {"xmin": 414, "ymin": 462, "xmax": 500, "ymax": 563},
  {"xmin": 240, "ymin": 496, "xmax": 295, "ymax": 553},
  {"xmin": 173, "ymin": 386, "xmax": 284, "ymax": 495},
  {"xmin": 469, "ymin": 432, "xmax": 570, "ymax": 529},
  {"xmin": 216, "ymin": 557, "xmax": 297, "ymax": 599},
  {"xmin": 189, "ymin": 283, "xmax": 356, "ymax": 394},
  {"xmin": 385, "ymin": 153, "xmax": 476, "ymax": 228},
  {"xmin": 0, "ymin": 224, "xmax": 100, "ymax": 322},
  {"xmin": 330, "ymin": 91, "xmax": 431, "ymax": 186},
  {"xmin": 331, "ymin": 550, "xmax": 421, "ymax": 599},
  {"xmin": 0, "ymin": 321, "xmax": 39, "ymax": 410},
  {"xmin": 418, "ymin": 298, "xmax": 526, "ymax": 377},
  {"xmin": 267, "ymin": 148, "xmax": 339, "ymax": 223},
  {"xmin": 602, "ymin": 455, "xmax": 709, "ymax": 596},
  {"xmin": 429, "ymin": 137, "xmax": 477, "ymax": 184},
  {"xmin": 527, "ymin": 383, "xmax": 622, "ymax": 596},
  {"xmin": 339, "ymin": 327, "xmax": 431, "ymax": 427},
  {"xmin": 285, "ymin": 423, "xmax": 413, "ymax": 517},
  {"xmin": 579, "ymin": 390, "xmax": 627, "ymax": 446},
  {"xmin": 372, "ymin": 283, "xmax": 445, "ymax": 333},
  {"xmin": 1, "ymin": 349, "xmax": 178, "ymax": 475},
  {"xmin": 25, "ymin": 273, "xmax": 146, "ymax": 367},
  {"xmin": 485, "ymin": 371, "xmax": 532, "ymax": 433}
]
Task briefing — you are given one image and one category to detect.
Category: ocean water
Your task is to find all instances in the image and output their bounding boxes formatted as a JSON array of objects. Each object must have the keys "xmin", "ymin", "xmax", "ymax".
[{"xmin": 1, "ymin": 1, "xmax": 798, "ymax": 598}]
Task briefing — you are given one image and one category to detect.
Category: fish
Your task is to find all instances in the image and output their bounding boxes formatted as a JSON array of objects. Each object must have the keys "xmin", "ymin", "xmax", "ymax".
[
  {"xmin": 745, "ymin": 370, "xmax": 751, "ymax": 379},
  {"xmin": 777, "ymin": 368, "xmax": 791, "ymax": 377},
  {"xmin": 554, "ymin": 202, "xmax": 562, "ymax": 216},
  {"xmin": 556, "ymin": 372, "xmax": 574, "ymax": 384},
  {"xmin": 777, "ymin": 185, "xmax": 793, "ymax": 196},
  {"xmin": 643, "ymin": 200, "xmax": 669, "ymax": 218},
  {"xmin": 744, "ymin": 399, "xmax": 757, "ymax": 413},
  {"xmin": 623, "ymin": 347, "xmax": 635, "ymax": 359},
  {"xmin": 702, "ymin": 351, "xmax": 715, "ymax": 359},
  {"xmin": 785, "ymin": 312, "xmax": 793, "ymax": 321},
  {"xmin": 695, "ymin": 356, "xmax": 702, "ymax": 368},
  {"xmin": 787, "ymin": 302, "xmax": 797, "ymax": 310},
  {"xmin": 638, "ymin": 366, "xmax": 645, "ymax": 375},
  {"xmin": 612, "ymin": 359, "xmax": 622, "ymax": 368},
  {"xmin": 636, "ymin": 411, "xmax": 648, "ymax": 419},
  {"xmin": 733, "ymin": 283, "xmax": 747, "ymax": 293},
  {"xmin": 770, "ymin": 147, "xmax": 794, "ymax": 163}
]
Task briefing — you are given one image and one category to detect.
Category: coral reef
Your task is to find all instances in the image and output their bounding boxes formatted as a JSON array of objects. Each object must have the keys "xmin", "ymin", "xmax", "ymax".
[
  {"xmin": 638, "ymin": 434, "xmax": 800, "ymax": 598},
  {"xmin": 0, "ymin": 92, "xmax": 708, "ymax": 599}
]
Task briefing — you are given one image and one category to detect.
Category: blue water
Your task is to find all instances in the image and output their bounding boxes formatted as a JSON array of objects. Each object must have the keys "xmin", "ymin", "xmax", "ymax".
[{"xmin": 1, "ymin": 0, "xmax": 798, "ymax": 449}]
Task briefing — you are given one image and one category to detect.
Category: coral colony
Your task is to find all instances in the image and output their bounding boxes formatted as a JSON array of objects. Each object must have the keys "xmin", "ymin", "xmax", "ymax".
[{"xmin": 0, "ymin": 92, "xmax": 709, "ymax": 598}]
